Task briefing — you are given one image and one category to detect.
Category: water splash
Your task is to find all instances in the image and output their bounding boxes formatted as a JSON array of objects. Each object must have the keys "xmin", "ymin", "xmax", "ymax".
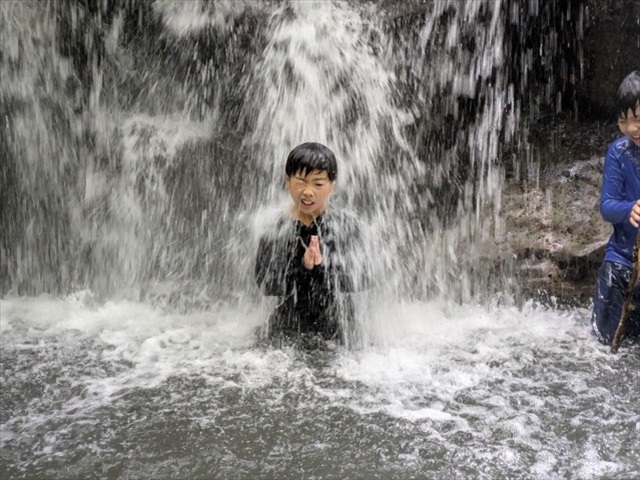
[{"xmin": 2, "ymin": 294, "xmax": 637, "ymax": 478}]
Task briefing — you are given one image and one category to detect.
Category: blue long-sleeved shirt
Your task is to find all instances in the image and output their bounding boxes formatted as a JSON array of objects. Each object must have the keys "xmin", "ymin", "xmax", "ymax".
[{"xmin": 600, "ymin": 136, "xmax": 640, "ymax": 267}]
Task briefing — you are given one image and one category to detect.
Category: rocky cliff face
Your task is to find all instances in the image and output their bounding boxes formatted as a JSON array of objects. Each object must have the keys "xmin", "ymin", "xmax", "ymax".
[
  {"xmin": 506, "ymin": 0, "xmax": 639, "ymax": 306},
  {"xmin": 580, "ymin": 0, "xmax": 640, "ymax": 118},
  {"xmin": 500, "ymin": 108, "xmax": 637, "ymax": 308},
  {"xmin": 380, "ymin": 0, "xmax": 638, "ymax": 306},
  {"xmin": 501, "ymin": 149, "xmax": 609, "ymax": 307}
]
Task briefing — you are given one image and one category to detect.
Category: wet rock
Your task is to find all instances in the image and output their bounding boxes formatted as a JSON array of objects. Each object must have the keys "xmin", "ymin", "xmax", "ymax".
[
  {"xmin": 502, "ymin": 154, "xmax": 610, "ymax": 306},
  {"xmin": 579, "ymin": 0, "xmax": 640, "ymax": 118}
]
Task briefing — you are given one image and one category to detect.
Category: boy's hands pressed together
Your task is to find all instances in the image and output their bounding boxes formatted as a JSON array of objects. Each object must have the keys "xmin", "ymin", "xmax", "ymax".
[
  {"xmin": 303, "ymin": 235, "xmax": 322, "ymax": 270},
  {"xmin": 630, "ymin": 200, "xmax": 640, "ymax": 228}
]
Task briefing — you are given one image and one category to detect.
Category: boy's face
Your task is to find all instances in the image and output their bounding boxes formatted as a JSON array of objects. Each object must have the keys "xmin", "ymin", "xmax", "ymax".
[
  {"xmin": 618, "ymin": 103, "xmax": 640, "ymax": 147},
  {"xmin": 285, "ymin": 169, "xmax": 335, "ymax": 218}
]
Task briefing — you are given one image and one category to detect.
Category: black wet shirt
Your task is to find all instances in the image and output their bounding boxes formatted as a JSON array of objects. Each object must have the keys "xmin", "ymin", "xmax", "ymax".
[{"xmin": 255, "ymin": 210, "xmax": 367, "ymax": 339}]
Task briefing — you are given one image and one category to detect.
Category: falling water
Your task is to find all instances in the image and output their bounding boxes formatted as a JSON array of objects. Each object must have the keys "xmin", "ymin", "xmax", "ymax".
[
  {"xmin": 1, "ymin": 1, "xmax": 638, "ymax": 478},
  {"xmin": 2, "ymin": 0, "xmax": 515, "ymax": 305}
]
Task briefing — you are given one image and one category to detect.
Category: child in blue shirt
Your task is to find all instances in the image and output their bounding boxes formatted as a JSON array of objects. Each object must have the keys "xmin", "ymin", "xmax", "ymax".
[{"xmin": 591, "ymin": 70, "xmax": 640, "ymax": 345}]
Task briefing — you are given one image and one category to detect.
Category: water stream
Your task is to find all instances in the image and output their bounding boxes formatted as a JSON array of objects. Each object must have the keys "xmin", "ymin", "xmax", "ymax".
[{"xmin": 1, "ymin": 1, "xmax": 638, "ymax": 478}]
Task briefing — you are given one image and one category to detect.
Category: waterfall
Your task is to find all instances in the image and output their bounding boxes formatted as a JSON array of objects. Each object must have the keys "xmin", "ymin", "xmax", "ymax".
[{"xmin": 1, "ymin": 0, "xmax": 572, "ymax": 309}]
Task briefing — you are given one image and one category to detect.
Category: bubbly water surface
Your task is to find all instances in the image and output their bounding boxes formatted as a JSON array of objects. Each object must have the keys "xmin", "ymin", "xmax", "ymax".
[{"xmin": 2, "ymin": 295, "xmax": 638, "ymax": 479}]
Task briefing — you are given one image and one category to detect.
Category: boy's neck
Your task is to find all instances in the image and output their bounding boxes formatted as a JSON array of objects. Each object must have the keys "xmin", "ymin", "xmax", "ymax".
[{"xmin": 290, "ymin": 205, "xmax": 324, "ymax": 226}]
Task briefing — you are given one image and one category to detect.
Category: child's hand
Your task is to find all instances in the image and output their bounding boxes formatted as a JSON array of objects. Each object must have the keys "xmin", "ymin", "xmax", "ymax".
[
  {"xmin": 303, "ymin": 236, "xmax": 322, "ymax": 269},
  {"xmin": 631, "ymin": 200, "xmax": 640, "ymax": 228}
]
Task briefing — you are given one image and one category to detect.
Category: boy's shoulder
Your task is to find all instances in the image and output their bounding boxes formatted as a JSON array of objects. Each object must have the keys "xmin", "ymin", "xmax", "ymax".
[
  {"xmin": 608, "ymin": 136, "xmax": 640, "ymax": 158},
  {"xmin": 321, "ymin": 207, "xmax": 366, "ymax": 239},
  {"xmin": 269, "ymin": 211, "xmax": 296, "ymax": 238},
  {"xmin": 322, "ymin": 207, "xmax": 360, "ymax": 226},
  {"xmin": 253, "ymin": 205, "xmax": 295, "ymax": 240}
]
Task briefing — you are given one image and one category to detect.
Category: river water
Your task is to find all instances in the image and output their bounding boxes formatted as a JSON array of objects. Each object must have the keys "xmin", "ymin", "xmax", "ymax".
[
  {"xmin": 1, "ymin": 1, "xmax": 638, "ymax": 479},
  {"xmin": 2, "ymin": 295, "xmax": 638, "ymax": 479}
]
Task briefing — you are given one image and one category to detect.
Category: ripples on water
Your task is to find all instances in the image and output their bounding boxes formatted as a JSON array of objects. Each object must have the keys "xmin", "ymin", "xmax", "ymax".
[{"xmin": 1, "ymin": 295, "xmax": 638, "ymax": 479}]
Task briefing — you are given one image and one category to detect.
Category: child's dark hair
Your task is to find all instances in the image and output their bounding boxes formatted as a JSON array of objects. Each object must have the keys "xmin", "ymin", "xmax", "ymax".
[
  {"xmin": 615, "ymin": 70, "xmax": 640, "ymax": 119},
  {"xmin": 285, "ymin": 142, "xmax": 338, "ymax": 181}
]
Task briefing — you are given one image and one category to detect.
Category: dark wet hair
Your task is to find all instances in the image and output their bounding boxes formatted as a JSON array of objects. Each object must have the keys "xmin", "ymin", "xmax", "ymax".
[
  {"xmin": 285, "ymin": 142, "xmax": 338, "ymax": 181},
  {"xmin": 615, "ymin": 70, "xmax": 640, "ymax": 119}
]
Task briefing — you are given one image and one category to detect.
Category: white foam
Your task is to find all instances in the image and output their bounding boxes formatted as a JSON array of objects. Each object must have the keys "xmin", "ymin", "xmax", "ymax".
[{"xmin": 3, "ymin": 292, "xmax": 638, "ymax": 477}]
